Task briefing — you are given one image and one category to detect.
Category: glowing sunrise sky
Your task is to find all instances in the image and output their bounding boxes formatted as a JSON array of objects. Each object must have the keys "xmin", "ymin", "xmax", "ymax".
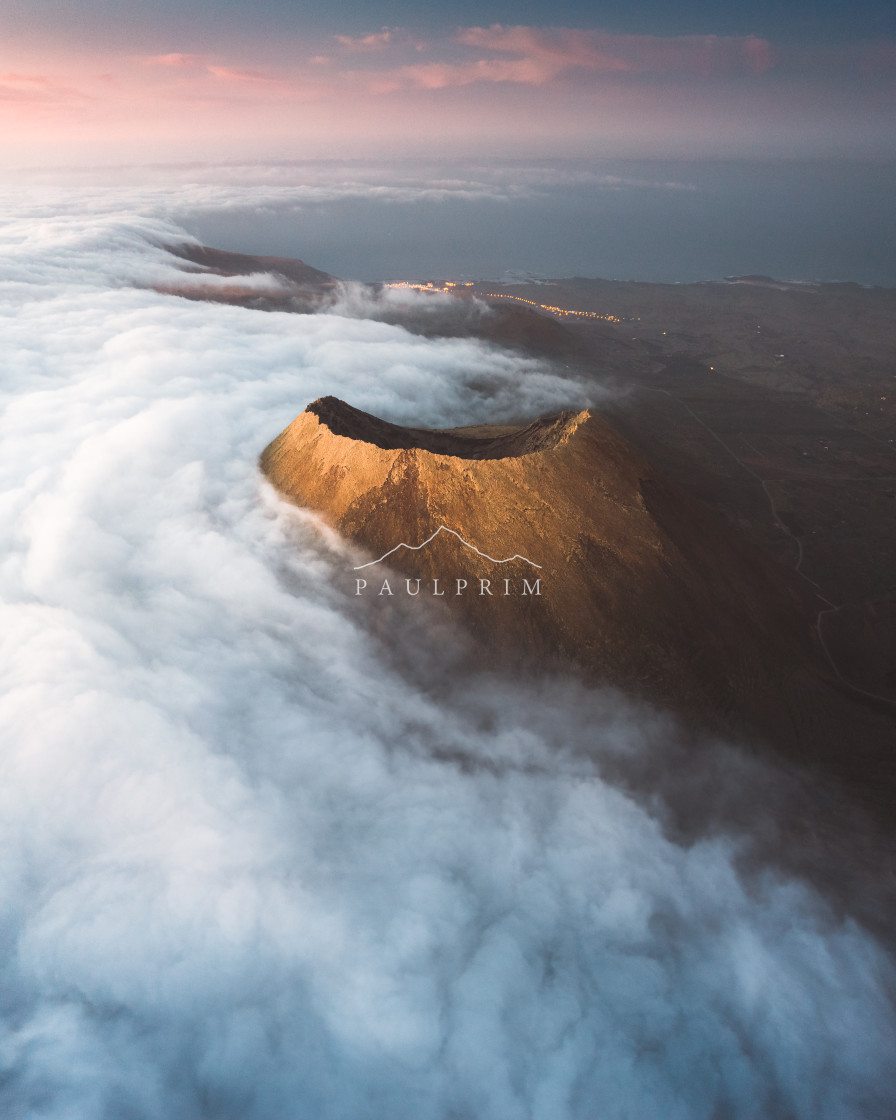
[{"xmin": 1, "ymin": 0, "xmax": 894, "ymax": 167}]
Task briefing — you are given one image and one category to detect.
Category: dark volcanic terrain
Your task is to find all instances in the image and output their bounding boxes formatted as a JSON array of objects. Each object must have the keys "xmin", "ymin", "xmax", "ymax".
[
  {"xmin": 157, "ymin": 240, "xmax": 891, "ymax": 828},
  {"xmin": 158, "ymin": 243, "xmax": 335, "ymax": 308},
  {"xmin": 262, "ymin": 395, "xmax": 823, "ymax": 740},
  {"xmin": 262, "ymin": 391, "xmax": 896, "ymax": 856},
  {"xmin": 159, "ymin": 245, "xmax": 895, "ymax": 717},
  {"xmin": 159, "ymin": 243, "xmax": 895, "ymax": 714},
  {"xmin": 471, "ymin": 276, "xmax": 896, "ymax": 709},
  {"xmin": 161, "ymin": 243, "xmax": 896, "ymax": 932}
]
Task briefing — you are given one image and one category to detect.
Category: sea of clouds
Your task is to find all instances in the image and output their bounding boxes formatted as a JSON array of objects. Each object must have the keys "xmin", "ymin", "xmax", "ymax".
[{"xmin": 1, "ymin": 195, "xmax": 894, "ymax": 1119}]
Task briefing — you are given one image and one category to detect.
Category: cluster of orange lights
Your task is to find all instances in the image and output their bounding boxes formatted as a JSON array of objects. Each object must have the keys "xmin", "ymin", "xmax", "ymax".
[
  {"xmin": 384, "ymin": 282, "xmax": 474, "ymax": 291},
  {"xmin": 384, "ymin": 283, "xmax": 636, "ymax": 323},
  {"xmin": 482, "ymin": 293, "xmax": 622, "ymax": 322}
]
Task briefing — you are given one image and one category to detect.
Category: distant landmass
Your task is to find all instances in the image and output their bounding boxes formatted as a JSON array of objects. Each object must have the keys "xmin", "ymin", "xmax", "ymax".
[{"xmin": 167, "ymin": 242, "xmax": 334, "ymax": 287}]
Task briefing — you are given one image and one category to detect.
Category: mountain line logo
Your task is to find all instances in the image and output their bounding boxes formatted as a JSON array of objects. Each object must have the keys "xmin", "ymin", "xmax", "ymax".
[
  {"xmin": 352, "ymin": 525, "xmax": 543, "ymax": 598},
  {"xmin": 353, "ymin": 524, "xmax": 542, "ymax": 570}
]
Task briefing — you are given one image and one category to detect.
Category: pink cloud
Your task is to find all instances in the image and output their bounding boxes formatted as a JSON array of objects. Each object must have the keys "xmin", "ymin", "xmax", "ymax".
[
  {"xmin": 132, "ymin": 53, "xmax": 289, "ymax": 90},
  {"xmin": 602, "ymin": 32, "xmax": 776, "ymax": 77},
  {"xmin": 457, "ymin": 25, "xmax": 632, "ymax": 78},
  {"xmin": 396, "ymin": 25, "xmax": 778, "ymax": 90},
  {"xmin": 334, "ymin": 30, "xmax": 394, "ymax": 52},
  {"xmin": 0, "ymin": 72, "xmax": 81, "ymax": 103},
  {"xmin": 0, "ymin": 72, "xmax": 55, "ymax": 91},
  {"xmin": 0, "ymin": 23, "xmax": 891, "ymax": 165},
  {"xmin": 369, "ymin": 26, "xmax": 628, "ymax": 91},
  {"xmin": 741, "ymin": 36, "xmax": 775, "ymax": 75},
  {"xmin": 206, "ymin": 65, "xmax": 279, "ymax": 84},
  {"xmin": 333, "ymin": 28, "xmax": 427, "ymax": 56},
  {"xmin": 399, "ymin": 54, "xmax": 611, "ymax": 90},
  {"xmin": 141, "ymin": 53, "xmax": 202, "ymax": 68}
]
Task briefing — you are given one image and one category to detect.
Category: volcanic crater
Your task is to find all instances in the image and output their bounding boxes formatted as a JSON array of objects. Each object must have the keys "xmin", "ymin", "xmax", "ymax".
[
  {"xmin": 305, "ymin": 396, "xmax": 583, "ymax": 459},
  {"xmin": 260, "ymin": 396, "xmax": 837, "ymax": 747}
]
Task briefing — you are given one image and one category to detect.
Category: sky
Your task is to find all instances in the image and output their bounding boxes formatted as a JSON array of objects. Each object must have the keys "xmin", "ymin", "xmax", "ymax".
[{"xmin": 1, "ymin": 0, "xmax": 894, "ymax": 166}]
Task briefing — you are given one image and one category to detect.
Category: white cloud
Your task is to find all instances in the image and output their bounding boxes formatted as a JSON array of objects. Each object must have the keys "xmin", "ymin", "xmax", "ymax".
[{"xmin": 0, "ymin": 197, "xmax": 893, "ymax": 1118}]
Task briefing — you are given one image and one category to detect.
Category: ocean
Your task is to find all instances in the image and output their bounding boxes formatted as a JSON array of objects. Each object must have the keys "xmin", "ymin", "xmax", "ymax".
[{"xmin": 172, "ymin": 157, "xmax": 896, "ymax": 286}]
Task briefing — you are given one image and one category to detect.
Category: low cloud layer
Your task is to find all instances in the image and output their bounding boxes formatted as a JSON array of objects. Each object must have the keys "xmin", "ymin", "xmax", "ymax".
[
  {"xmin": 0, "ymin": 205, "xmax": 894, "ymax": 1118},
  {"xmin": 12, "ymin": 159, "xmax": 889, "ymax": 287}
]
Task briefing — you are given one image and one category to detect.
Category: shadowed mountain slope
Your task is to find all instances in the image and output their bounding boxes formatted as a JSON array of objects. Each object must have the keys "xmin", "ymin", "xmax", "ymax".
[
  {"xmin": 260, "ymin": 397, "xmax": 841, "ymax": 745},
  {"xmin": 167, "ymin": 243, "xmax": 334, "ymax": 286}
]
